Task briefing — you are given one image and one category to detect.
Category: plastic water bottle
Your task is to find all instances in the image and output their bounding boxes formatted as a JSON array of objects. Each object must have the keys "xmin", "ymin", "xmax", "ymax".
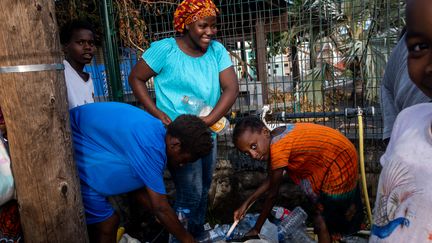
[
  {"xmin": 259, "ymin": 219, "xmax": 279, "ymax": 243},
  {"xmin": 197, "ymin": 224, "xmax": 229, "ymax": 243},
  {"xmin": 181, "ymin": 95, "xmax": 230, "ymax": 134},
  {"xmin": 168, "ymin": 207, "xmax": 190, "ymax": 243},
  {"xmin": 270, "ymin": 206, "xmax": 291, "ymax": 224},
  {"xmin": 227, "ymin": 213, "xmax": 259, "ymax": 239},
  {"xmin": 278, "ymin": 207, "xmax": 315, "ymax": 243}
]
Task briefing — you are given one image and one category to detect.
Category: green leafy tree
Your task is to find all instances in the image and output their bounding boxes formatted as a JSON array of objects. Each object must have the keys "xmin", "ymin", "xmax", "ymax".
[{"xmin": 266, "ymin": 0, "xmax": 405, "ymax": 109}]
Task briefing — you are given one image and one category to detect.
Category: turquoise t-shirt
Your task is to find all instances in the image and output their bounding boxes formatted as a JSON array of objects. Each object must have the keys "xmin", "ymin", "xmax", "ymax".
[
  {"xmin": 70, "ymin": 102, "xmax": 167, "ymax": 196},
  {"xmin": 142, "ymin": 37, "xmax": 233, "ymax": 120}
]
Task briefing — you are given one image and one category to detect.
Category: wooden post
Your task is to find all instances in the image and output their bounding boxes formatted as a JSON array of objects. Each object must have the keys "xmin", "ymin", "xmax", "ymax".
[
  {"xmin": 255, "ymin": 20, "xmax": 269, "ymax": 105},
  {"xmin": 0, "ymin": 1, "xmax": 88, "ymax": 242}
]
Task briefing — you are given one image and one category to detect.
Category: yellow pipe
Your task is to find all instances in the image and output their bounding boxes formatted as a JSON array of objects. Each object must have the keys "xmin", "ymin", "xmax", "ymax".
[{"xmin": 357, "ymin": 111, "xmax": 373, "ymax": 225}]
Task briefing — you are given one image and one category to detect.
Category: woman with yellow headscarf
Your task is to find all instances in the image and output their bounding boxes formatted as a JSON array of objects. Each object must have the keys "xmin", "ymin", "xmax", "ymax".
[{"xmin": 129, "ymin": 0, "xmax": 239, "ymax": 239}]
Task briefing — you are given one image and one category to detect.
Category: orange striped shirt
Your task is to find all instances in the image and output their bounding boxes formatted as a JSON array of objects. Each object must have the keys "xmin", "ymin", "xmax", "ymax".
[{"xmin": 270, "ymin": 123, "xmax": 358, "ymax": 196}]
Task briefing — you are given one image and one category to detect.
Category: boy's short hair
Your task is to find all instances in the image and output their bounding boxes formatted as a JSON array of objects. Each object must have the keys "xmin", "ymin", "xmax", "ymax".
[
  {"xmin": 167, "ymin": 114, "xmax": 213, "ymax": 159},
  {"xmin": 60, "ymin": 19, "xmax": 95, "ymax": 45},
  {"xmin": 232, "ymin": 116, "xmax": 265, "ymax": 145}
]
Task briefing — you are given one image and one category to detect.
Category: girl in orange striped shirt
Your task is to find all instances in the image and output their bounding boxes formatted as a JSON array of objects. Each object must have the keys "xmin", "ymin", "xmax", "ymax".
[{"xmin": 232, "ymin": 116, "xmax": 364, "ymax": 242}]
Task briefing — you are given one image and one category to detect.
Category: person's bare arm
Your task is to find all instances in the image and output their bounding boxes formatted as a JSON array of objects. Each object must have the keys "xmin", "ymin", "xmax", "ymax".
[
  {"xmin": 128, "ymin": 60, "xmax": 172, "ymax": 125},
  {"xmin": 233, "ymin": 167, "xmax": 284, "ymax": 221},
  {"xmin": 131, "ymin": 188, "xmax": 153, "ymax": 211},
  {"xmin": 202, "ymin": 66, "xmax": 239, "ymax": 126},
  {"xmin": 313, "ymin": 214, "xmax": 331, "ymax": 243},
  {"xmin": 136, "ymin": 187, "xmax": 196, "ymax": 243},
  {"xmin": 246, "ymin": 168, "xmax": 285, "ymax": 236}
]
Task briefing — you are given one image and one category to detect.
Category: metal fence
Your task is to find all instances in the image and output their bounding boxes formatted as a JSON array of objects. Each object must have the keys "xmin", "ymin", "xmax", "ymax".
[{"xmin": 86, "ymin": 0, "xmax": 405, "ymax": 161}]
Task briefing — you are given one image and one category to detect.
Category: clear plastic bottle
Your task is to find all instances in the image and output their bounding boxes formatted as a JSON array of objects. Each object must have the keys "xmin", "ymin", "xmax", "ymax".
[
  {"xmin": 259, "ymin": 219, "xmax": 279, "ymax": 243},
  {"xmin": 278, "ymin": 206, "xmax": 315, "ymax": 243},
  {"xmin": 197, "ymin": 224, "xmax": 230, "ymax": 243},
  {"xmin": 181, "ymin": 95, "xmax": 230, "ymax": 134},
  {"xmin": 229, "ymin": 214, "xmax": 258, "ymax": 240},
  {"xmin": 270, "ymin": 206, "xmax": 291, "ymax": 224},
  {"xmin": 168, "ymin": 207, "xmax": 190, "ymax": 243},
  {"xmin": 282, "ymin": 231, "xmax": 316, "ymax": 243}
]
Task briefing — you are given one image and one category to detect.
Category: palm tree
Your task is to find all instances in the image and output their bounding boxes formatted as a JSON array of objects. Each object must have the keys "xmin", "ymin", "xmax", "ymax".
[{"xmin": 268, "ymin": 0, "xmax": 405, "ymax": 111}]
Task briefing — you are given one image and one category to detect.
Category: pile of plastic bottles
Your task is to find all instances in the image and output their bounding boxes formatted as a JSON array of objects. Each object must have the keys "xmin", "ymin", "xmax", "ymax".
[
  {"xmin": 272, "ymin": 206, "xmax": 315, "ymax": 243},
  {"xmin": 196, "ymin": 224, "xmax": 230, "ymax": 242},
  {"xmin": 195, "ymin": 206, "xmax": 315, "ymax": 243}
]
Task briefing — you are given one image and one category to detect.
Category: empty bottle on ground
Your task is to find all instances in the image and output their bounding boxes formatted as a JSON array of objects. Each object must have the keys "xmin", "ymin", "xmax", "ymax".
[
  {"xmin": 168, "ymin": 207, "xmax": 190, "ymax": 243},
  {"xmin": 278, "ymin": 206, "xmax": 315, "ymax": 243},
  {"xmin": 196, "ymin": 224, "xmax": 230, "ymax": 243},
  {"xmin": 270, "ymin": 206, "xmax": 291, "ymax": 224}
]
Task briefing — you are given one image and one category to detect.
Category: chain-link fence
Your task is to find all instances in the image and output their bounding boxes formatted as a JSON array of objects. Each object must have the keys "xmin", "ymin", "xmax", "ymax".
[
  {"xmin": 52, "ymin": 0, "xmax": 409, "ymax": 235},
  {"xmin": 73, "ymin": 0, "xmax": 406, "ymax": 163}
]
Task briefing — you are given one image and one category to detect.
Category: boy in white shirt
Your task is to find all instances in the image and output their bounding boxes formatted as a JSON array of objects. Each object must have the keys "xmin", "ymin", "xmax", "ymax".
[{"xmin": 60, "ymin": 20, "xmax": 96, "ymax": 109}]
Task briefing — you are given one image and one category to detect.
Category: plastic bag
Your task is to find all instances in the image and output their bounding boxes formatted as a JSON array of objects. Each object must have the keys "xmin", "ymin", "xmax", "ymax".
[{"xmin": 119, "ymin": 233, "xmax": 141, "ymax": 243}]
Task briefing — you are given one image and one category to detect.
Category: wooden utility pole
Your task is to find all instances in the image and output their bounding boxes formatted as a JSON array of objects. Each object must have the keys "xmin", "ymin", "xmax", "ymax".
[
  {"xmin": 0, "ymin": 1, "xmax": 88, "ymax": 242},
  {"xmin": 255, "ymin": 20, "xmax": 269, "ymax": 105}
]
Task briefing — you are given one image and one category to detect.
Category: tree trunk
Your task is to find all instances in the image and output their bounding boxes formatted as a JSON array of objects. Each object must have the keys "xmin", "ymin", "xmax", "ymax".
[
  {"xmin": 291, "ymin": 44, "xmax": 300, "ymax": 86},
  {"xmin": 0, "ymin": 1, "xmax": 88, "ymax": 242}
]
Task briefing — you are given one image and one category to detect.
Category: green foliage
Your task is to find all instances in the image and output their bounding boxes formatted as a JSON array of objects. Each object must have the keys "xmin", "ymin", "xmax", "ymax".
[
  {"xmin": 55, "ymin": 0, "xmax": 103, "ymax": 44},
  {"xmin": 267, "ymin": 0, "xmax": 405, "ymax": 103}
]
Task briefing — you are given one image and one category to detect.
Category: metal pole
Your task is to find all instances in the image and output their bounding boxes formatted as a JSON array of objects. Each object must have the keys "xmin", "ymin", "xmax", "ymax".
[{"xmin": 101, "ymin": 0, "xmax": 124, "ymax": 101}]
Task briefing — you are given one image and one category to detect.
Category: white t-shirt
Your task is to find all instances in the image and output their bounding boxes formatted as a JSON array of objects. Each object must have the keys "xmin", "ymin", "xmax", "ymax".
[
  {"xmin": 370, "ymin": 103, "xmax": 432, "ymax": 242},
  {"xmin": 64, "ymin": 60, "xmax": 94, "ymax": 109}
]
